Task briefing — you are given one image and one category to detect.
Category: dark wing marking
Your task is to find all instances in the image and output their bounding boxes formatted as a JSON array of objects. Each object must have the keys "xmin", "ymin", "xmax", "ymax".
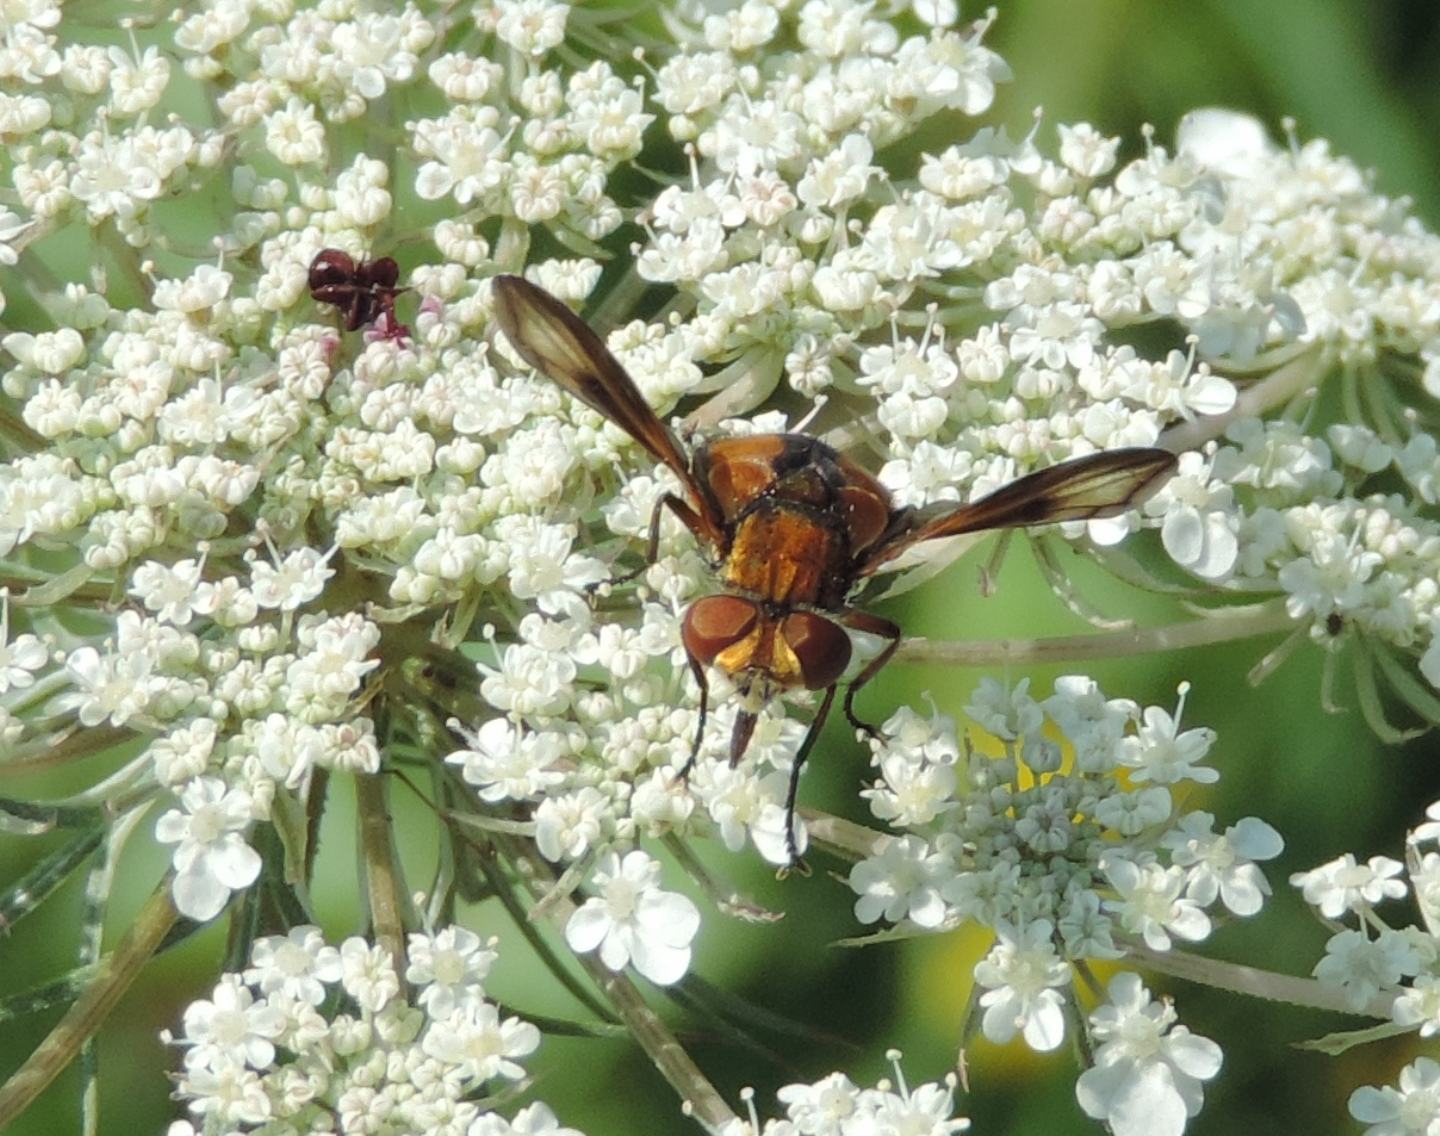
[
  {"xmin": 859, "ymin": 447, "xmax": 1177, "ymax": 576},
  {"xmin": 492, "ymin": 275, "xmax": 697, "ymax": 486}
]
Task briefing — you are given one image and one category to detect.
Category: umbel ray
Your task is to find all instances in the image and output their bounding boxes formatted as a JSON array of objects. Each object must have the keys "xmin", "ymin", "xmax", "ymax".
[{"xmin": 491, "ymin": 274, "xmax": 1177, "ymax": 866}]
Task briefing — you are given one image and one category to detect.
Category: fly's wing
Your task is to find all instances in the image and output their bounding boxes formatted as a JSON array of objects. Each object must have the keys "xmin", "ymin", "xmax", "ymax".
[
  {"xmin": 492, "ymin": 275, "xmax": 699, "ymax": 488},
  {"xmin": 859, "ymin": 447, "xmax": 1177, "ymax": 576}
]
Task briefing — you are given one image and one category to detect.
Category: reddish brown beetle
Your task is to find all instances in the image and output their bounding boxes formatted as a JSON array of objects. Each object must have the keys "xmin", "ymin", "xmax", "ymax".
[
  {"xmin": 492, "ymin": 274, "xmax": 1176, "ymax": 864},
  {"xmin": 308, "ymin": 248, "xmax": 406, "ymax": 333}
]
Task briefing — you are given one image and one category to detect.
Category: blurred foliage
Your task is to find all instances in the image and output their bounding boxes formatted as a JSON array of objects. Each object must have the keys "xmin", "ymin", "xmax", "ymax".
[{"xmin": 7, "ymin": 3, "xmax": 1440, "ymax": 1135}]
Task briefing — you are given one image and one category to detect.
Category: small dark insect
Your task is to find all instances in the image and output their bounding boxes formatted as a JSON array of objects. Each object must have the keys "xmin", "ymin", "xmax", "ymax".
[
  {"xmin": 308, "ymin": 248, "xmax": 406, "ymax": 334},
  {"xmin": 492, "ymin": 274, "xmax": 1178, "ymax": 866}
]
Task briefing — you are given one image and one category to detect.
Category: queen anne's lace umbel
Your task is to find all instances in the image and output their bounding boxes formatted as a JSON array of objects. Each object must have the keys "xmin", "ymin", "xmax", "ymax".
[{"xmin": 4, "ymin": 1, "xmax": 1440, "ymax": 1134}]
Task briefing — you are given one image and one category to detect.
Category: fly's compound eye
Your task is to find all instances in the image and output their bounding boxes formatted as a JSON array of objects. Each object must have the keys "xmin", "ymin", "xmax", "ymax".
[
  {"xmin": 682, "ymin": 595, "xmax": 760, "ymax": 668},
  {"xmin": 779, "ymin": 611, "xmax": 851, "ymax": 690}
]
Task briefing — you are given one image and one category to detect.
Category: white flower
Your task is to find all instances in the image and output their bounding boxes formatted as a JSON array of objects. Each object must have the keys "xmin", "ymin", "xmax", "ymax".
[
  {"xmin": 1116, "ymin": 683, "xmax": 1217, "ymax": 784},
  {"xmin": 1350, "ymin": 1057, "xmax": 1440, "ymax": 1136},
  {"xmin": 493, "ymin": 0, "xmax": 569, "ymax": 57},
  {"xmin": 0, "ymin": 596, "xmax": 47, "ymax": 691},
  {"xmin": 1176, "ymin": 108, "xmax": 1273, "ymax": 176},
  {"xmin": 337, "ymin": 936, "xmax": 401, "ymax": 1013},
  {"xmin": 154, "ymin": 777, "xmax": 263, "ymax": 921},
  {"xmin": 774, "ymin": 1058, "xmax": 971, "ymax": 1136},
  {"xmin": 1042, "ymin": 675, "xmax": 1135, "ymax": 772},
  {"xmin": 861, "ymin": 748, "xmax": 957, "ymax": 828},
  {"xmin": 564, "ymin": 849, "xmax": 700, "ymax": 985},
  {"xmin": 1146, "ymin": 451, "xmax": 1238, "ymax": 581},
  {"xmin": 972, "ymin": 920, "xmax": 1071, "ymax": 1051},
  {"xmin": 777, "ymin": 1071, "xmax": 864, "ymax": 1131},
  {"xmin": 694, "ymin": 761, "xmax": 808, "ymax": 867},
  {"xmin": 250, "ymin": 546, "xmax": 335, "ymax": 611},
  {"xmin": 175, "ymin": 1060, "xmax": 272, "ymax": 1126},
  {"xmin": 1291, "ymin": 853, "xmax": 1408, "ymax": 919},
  {"xmin": 848, "ymin": 835, "xmax": 950, "ymax": 928},
  {"xmin": 421, "ymin": 1001, "xmax": 540, "ymax": 1084},
  {"xmin": 51, "ymin": 644, "xmax": 154, "ymax": 728},
  {"xmin": 1162, "ymin": 813, "xmax": 1282, "ymax": 917},
  {"xmin": 533, "ymin": 785, "xmax": 611, "ymax": 862},
  {"xmin": 1093, "ymin": 785, "xmax": 1173, "ymax": 836},
  {"xmin": 470, "ymin": 1101, "xmax": 585, "ymax": 1136},
  {"xmin": 1101, "ymin": 855, "xmax": 1211, "ymax": 951},
  {"xmin": 179, "ymin": 975, "xmax": 286, "ymax": 1072},
  {"xmin": 1312, "ymin": 928, "xmax": 1426, "ymax": 1012},
  {"xmin": 130, "ymin": 557, "xmax": 207, "ymax": 626},
  {"xmin": 1391, "ymin": 975, "xmax": 1440, "ymax": 1038},
  {"xmin": 965, "ymin": 676, "xmax": 1043, "ymax": 740},
  {"xmin": 447, "ymin": 717, "xmax": 569, "ymax": 804},
  {"xmin": 1075, "ymin": 972, "xmax": 1222, "ymax": 1136},
  {"xmin": 406, "ymin": 926, "xmax": 497, "ymax": 1019},
  {"xmin": 243, "ymin": 924, "xmax": 343, "ymax": 1006}
]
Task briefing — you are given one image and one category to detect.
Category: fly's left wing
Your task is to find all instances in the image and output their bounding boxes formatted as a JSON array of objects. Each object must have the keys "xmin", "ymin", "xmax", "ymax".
[{"xmin": 859, "ymin": 447, "xmax": 1177, "ymax": 576}]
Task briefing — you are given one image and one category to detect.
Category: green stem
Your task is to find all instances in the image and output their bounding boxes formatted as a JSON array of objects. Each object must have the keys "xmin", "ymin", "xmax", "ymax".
[
  {"xmin": 1159, "ymin": 342, "xmax": 1329, "ymax": 454},
  {"xmin": 1123, "ymin": 941, "xmax": 1395, "ymax": 1017},
  {"xmin": 896, "ymin": 603, "xmax": 1295, "ymax": 667},
  {"xmin": 355, "ymin": 772, "xmax": 410, "ymax": 972},
  {"xmin": 0, "ymin": 885, "xmax": 178, "ymax": 1129},
  {"xmin": 515, "ymin": 845, "xmax": 737, "ymax": 1132},
  {"xmin": 797, "ymin": 809, "xmax": 888, "ymax": 863}
]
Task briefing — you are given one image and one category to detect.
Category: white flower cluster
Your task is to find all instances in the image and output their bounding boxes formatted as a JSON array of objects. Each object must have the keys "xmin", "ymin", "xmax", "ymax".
[
  {"xmin": 845, "ymin": 676, "xmax": 1269, "ymax": 1132},
  {"xmin": 635, "ymin": 14, "xmax": 1440, "ymax": 700},
  {"xmin": 52, "ymin": 597, "xmax": 379, "ymax": 921},
  {"xmin": 850, "ymin": 677, "xmax": 1280, "ymax": 946},
  {"xmin": 718, "ymin": 1052, "xmax": 970, "ymax": 1136},
  {"xmin": 0, "ymin": 0, "xmax": 1433, "ymax": 929},
  {"xmin": 1299, "ymin": 800, "xmax": 1440, "ymax": 1133},
  {"xmin": 165, "ymin": 924, "xmax": 581, "ymax": 1136},
  {"xmin": 0, "ymin": 0, "xmax": 1437, "ymax": 1129}
]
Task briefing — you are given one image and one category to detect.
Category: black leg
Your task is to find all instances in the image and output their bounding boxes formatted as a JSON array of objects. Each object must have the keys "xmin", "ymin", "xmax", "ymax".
[
  {"xmin": 678, "ymin": 648, "xmax": 710, "ymax": 780},
  {"xmin": 836, "ymin": 609, "xmax": 901, "ymax": 741},
  {"xmin": 780, "ymin": 684, "xmax": 838, "ymax": 870},
  {"xmin": 600, "ymin": 492, "xmax": 712, "ymax": 591}
]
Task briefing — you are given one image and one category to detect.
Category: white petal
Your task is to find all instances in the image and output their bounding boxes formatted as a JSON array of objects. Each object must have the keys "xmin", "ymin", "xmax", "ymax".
[
  {"xmin": 979, "ymin": 994, "xmax": 1020, "ymax": 1043},
  {"xmin": 1021, "ymin": 993, "xmax": 1067, "ymax": 1052},
  {"xmin": 173, "ymin": 866, "xmax": 229, "ymax": 921},
  {"xmin": 598, "ymin": 925, "xmax": 634, "ymax": 972},
  {"xmin": 1219, "ymin": 869, "xmax": 1266, "ymax": 917},
  {"xmin": 1167, "ymin": 905, "xmax": 1211, "ymax": 942},
  {"xmin": 209, "ymin": 835, "xmax": 262, "ymax": 888},
  {"xmin": 1231, "ymin": 817, "xmax": 1284, "ymax": 860},
  {"xmin": 1165, "ymin": 1031, "xmax": 1223, "ymax": 1080},
  {"xmin": 1347, "ymin": 1085, "xmax": 1401, "ymax": 1124},
  {"xmin": 1078, "ymin": 1060, "xmax": 1187, "ymax": 1136},
  {"xmin": 564, "ymin": 902, "xmax": 611, "ymax": 953},
  {"xmin": 636, "ymin": 891, "xmax": 700, "ymax": 946},
  {"xmin": 630, "ymin": 938, "xmax": 691, "ymax": 985}
]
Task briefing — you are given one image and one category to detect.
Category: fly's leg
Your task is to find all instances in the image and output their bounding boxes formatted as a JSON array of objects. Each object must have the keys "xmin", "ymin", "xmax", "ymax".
[
  {"xmin": 836, "ymin": 609, "xmax": 901, "ymax": 744},
  {"xmin": 777, "ymin": 683, "xmax": 838, "ymax": 874},
  {"xmin": 591, "ymin": 492, "xmax": 710, "ymax": 595},
  {"xmin": 677, "ymin": 647, "xmax": 710, "ymax": 781}
]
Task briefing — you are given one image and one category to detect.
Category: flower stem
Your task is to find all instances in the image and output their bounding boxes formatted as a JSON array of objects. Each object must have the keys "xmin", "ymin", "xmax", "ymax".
[
  {"xmin": 896, "ymin": 603, "xmax": 1294, "ymax": 667},
  {"xmin": 1159, "ymin": 342, "xmax": 1328, "ymax": 454},
  {"xmin": 799, "ymin": 809, "xmax": 889, "ymax": 863},
  {"xmin": 1124, "ymin": 940, "xmax": 1396, "ymax": 1017},
  {"xmin": 355, "ymin": 772, "xmax": 410, "ymax": 972},
  {"xmin": 0, "ymin": 884, "xmax": 178, "ymax": 1129},
  {"xmin": 515, "ymin": 845, "xmax": 737, "ymax": 1131}
]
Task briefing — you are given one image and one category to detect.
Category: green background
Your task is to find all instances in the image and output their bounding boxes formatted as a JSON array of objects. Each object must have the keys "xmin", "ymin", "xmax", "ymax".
[{"xmin": 6, "ymin": 2, "xmax": 1440, "ymax": 1134}]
